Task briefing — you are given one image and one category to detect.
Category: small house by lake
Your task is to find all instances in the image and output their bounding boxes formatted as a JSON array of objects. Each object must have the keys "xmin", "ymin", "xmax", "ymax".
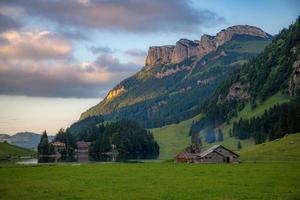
[{"xmin": 175, "ymin": 145, "xmax": 239, "ymax": 163}]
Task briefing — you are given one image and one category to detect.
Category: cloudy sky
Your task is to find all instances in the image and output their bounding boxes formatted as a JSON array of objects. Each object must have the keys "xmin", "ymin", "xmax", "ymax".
[{"xmin": 0, "ymin": 0, "xmax": 299, "ymax": 135}]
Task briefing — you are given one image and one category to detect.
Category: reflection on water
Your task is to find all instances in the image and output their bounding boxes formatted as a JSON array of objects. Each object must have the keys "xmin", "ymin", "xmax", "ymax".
[
  {"xmin": 17, "ymin": 158, "xmax": 38, "ymax": 165},
  {"xmin": 16, "ymin": 156, "xmax": 145, "ymax": 165}
]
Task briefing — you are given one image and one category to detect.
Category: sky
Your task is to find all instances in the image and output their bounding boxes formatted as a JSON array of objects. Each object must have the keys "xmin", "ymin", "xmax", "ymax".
[{"xmin": 0, "ymin": 0, "xmax": 299, "ymax": 135}]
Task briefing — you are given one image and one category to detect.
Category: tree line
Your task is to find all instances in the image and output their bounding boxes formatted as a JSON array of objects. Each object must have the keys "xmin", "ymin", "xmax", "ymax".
[
  {"xmin": 231, "ymin": 97, "xmax": 300, "ymax": 144},
  {"xmin": 38, "ymin": 118, "xmax": 160, "ymax": 162},
  {"xmin": 37, "ymin": 129, "xmax": 77, "ymax": 162}
]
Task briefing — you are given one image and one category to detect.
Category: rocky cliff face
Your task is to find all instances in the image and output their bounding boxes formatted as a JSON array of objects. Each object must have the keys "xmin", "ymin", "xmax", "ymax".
[
  {"xmin": 289, "ymin": 59, "xmax": 300, "ymax": 96},
  {"xmin": 145, "ymin": 45, "xmax": 174, "ymax": 67},
  {"xmin": 226, "ymin": 82, "xmax": 250, "ymax": 101},
  {"xmin": 106, "ymin": 85, "xmax": 126, "ymax": 101},
  {"xmin": 145, "ymin": 25, "xmax": 271, "ymax": 67},
  {"xmin": 214, "ymin": 25, "xmax": 270, "ymax": 47}
]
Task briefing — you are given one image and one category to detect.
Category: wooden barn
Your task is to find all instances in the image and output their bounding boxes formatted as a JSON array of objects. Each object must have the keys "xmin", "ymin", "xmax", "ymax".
[{"xmin": 175, "ymin": 145, "xmax": 239, "ymax": 163}]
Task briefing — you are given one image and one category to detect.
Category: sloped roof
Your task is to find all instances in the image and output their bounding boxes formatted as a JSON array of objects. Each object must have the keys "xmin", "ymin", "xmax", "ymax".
[
  {"xmin": 199, "ymin": 145, "xmax": 220, "ymax": 157},
  {"xmin": 52, "ymin": 141, "xmax": 66, "ymax": 147},
  {"xmin": 176, "ymin": 151, "xmax": 197, "ymax": 159},
  {"xmin": 200, "ymin": 145, "xmax": 239, "ymax": 157}
]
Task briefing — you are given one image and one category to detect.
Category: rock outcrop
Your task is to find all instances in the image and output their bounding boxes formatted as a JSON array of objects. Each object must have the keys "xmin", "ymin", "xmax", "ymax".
[
  {"xmin": 145, "ymin": 45, "xmax": 174, "ymax": 67},
  {"xmin": 171, "ymin": 39, "xmax": 199, "ymax": 63},
  {"xmin": 289, "ymin": 59, "xmax": 300, "ymax": 96},
  {"xmin": 145, "ymin": 25, "xmax": 271, "ymax": 67},
  {"xmin": 106, "ymin": 85, "xmax": 126, "ymax": 101},
  {"xmin": 226, "ymin": 82, "xmax": 250, "ymax": 101}
]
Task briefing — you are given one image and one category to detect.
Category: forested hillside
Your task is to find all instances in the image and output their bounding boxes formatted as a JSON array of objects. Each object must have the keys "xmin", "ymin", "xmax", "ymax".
[{"xmin": 192, "ymin": 17, "xmax": 300, "ymax": 146}]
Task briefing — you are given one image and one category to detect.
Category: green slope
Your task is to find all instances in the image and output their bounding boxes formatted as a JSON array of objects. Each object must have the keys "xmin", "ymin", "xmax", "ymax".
[
  {"xmin": 240, "ymin": 132, "xmax": 300, "ymax": 162},
  {"xmin": 214, "ymin": 91, "xmax": 290, "ymax": 150},
  {"xmin": 151, "ymin": 114, "xmax": 203, "ymax": 160},
  {"xmin": 153, "ymin": 92, "xmax": 289, "ymax": 160},
  {"xmin": 0, "ymin": 142, "xmax": 35, "ymax": 160}
]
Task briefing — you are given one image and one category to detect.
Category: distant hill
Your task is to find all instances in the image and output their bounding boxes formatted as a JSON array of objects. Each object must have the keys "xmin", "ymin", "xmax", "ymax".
[
  {"xmin": 240, "ymin": 132, "xmax": 300, "ymax": 162},
  {"xmin": 0, "ymin": 132, "xmax": 54, "ymax": 149},
  {"xmin": 0, "ymin": 142, "xmax": 36, "ymax": 160}
]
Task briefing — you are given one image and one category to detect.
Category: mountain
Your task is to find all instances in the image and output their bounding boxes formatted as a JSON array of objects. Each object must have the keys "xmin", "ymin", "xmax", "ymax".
[
  {"xmin": 80, "ymin": 25, "xmax": 271, "ymax": 128},
  {"xmin": 0, "ymin": 132, "xmax": 55, "ymax": 149}
]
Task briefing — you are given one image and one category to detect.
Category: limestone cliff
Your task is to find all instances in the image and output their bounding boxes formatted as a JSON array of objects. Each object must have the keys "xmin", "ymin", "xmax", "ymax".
[
  {"xmin": 145, "ymin": 45, "xmax": 174, "ymax": 67},
  {"xmin": 145, "ymin": 25, "xmax": 271, "ymax": 67}
]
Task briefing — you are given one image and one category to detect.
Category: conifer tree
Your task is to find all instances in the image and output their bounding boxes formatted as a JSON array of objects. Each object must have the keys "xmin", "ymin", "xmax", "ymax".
[
  {"xmin": 38, "ymin": 131, "xmax": 49, "ymax": 155},
  {"xmin": 217, "ymin": 129, "xmax": 224, "ymax": 141},
  {"xmin": 237, "ymin": 141, "xmax": 242, "ymax": 149}
]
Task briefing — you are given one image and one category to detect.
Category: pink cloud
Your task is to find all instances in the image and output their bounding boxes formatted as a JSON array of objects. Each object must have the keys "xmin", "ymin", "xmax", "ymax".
[{"xmin": 0, "ymin": 31, "xmax": 72, "ymax": 60}]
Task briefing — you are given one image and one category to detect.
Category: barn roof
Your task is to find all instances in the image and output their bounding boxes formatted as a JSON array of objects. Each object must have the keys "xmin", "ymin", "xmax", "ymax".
[
  {"xmin": 176, "ymin": 151, "xmax": 197, "ymax": 159},
  {"xmin": 200, "ymin": 145, "xmax": 239, "ymax": 157},
  {"xmin": 199, "ymin": 145, "xmax": 220, "ymax": 157}
]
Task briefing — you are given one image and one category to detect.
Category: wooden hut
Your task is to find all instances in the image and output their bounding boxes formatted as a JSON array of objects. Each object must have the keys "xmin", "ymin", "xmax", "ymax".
[{"xmin": 175, "ymin": 145, "xmax": 239, "ymax": 163}]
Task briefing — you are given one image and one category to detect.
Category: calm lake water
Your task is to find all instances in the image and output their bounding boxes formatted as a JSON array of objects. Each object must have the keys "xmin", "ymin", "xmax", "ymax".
[{"xmin": 17, "ymin": 158, "xmax": 38, "ymax": 165}]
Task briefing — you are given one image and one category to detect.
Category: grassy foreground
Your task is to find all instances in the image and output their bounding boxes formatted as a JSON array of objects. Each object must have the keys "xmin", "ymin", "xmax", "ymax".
[{"xmin": 0, "ymin": 162, "xmax": 299, "ymax": 200}]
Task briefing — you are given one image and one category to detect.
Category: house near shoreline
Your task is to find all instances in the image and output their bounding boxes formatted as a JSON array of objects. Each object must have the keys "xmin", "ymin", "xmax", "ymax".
[
  {"xmin": 51, "ymin": 140, "xmax": 91, "ymax": 162},
  {"xmin": 175, "ymin": 145, "xmax": 239, "ymax": 163}
]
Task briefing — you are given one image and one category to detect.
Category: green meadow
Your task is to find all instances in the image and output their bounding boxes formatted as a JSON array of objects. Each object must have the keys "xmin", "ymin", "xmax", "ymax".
[
  {"xmin": 239, "ymin": 133, "xmax": 300, "ymax": 162},
  {"xmin": 1, "ymin": 130, "xmax": 300, "ymax": 200},
  {"xmin": 0, "ymin": 162, "xmax": 299, "ymax": 200},
  {"xmin": 151, "ymin": 114, "xmax": 203, "ymax": 160}
]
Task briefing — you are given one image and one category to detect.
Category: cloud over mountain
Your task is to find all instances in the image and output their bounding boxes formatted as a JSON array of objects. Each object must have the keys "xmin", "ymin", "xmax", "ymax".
[
  {"xmin": 0, "ymin": 0, "xmax": 225, "ymax": 98},
  {"xmin": 0, "ymin": 0, "xmax": 224, "ymax": 33},
  {"xmin": 0, "ymin": 31, "xmax": 72, "ymax": 60}
]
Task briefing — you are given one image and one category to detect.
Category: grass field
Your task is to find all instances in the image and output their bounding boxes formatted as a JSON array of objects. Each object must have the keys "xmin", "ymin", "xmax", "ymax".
[
  {"xmin": 240, "ymin": 132, "xmax": 300, "ymax": 162},
  {"xmin": 0, "ymin": 162, "xmax": 299, "ymax": 200},
  {"xmin": 151, "ymin": 114, "xmax": 203, "ymax": 160},
  {"xmin": 0, "ymin": 142, "xmax": 35, "ymax": 160}
]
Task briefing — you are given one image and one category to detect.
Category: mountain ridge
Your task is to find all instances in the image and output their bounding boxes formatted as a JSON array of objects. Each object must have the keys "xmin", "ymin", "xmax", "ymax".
[
  {"xmin": 79, "ymin": 25, "xmax": 272, "ymax": 128},
  {"xmin": 145, "ymin": 25, "xmax": 271, "ymax": 67}
]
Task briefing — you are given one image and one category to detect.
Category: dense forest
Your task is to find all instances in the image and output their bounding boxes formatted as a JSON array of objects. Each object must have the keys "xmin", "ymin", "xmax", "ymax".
[{"xmin": 83, "ymin": 119, "xmax": 159, "ymax": 161}]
